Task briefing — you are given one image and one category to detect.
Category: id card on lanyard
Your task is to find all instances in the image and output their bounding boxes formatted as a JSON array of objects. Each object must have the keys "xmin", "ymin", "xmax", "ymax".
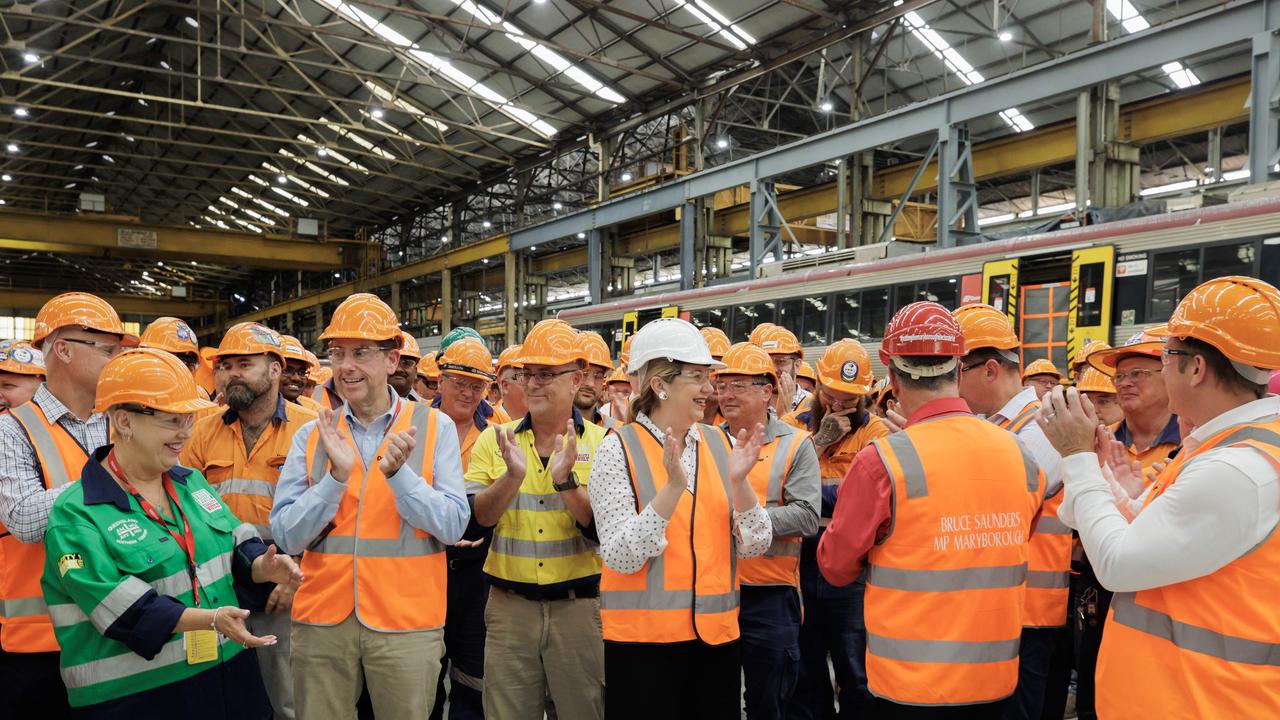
[{"xmin": 107, "ymin": 451, "xmax": 218, "ymax": 664}]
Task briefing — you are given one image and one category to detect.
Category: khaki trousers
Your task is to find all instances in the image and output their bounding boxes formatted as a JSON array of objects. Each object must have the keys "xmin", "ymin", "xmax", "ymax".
[
  {"xmin": 292, "ymin": 614, "xmax": 444, "ymax": 720},
  {"xmin": 247, "ymin": 609, "xmax": 295, "ymax": 719},
  {"xmin": 482, "ymin": 587, "xmax": 604, "ymax": 720}
]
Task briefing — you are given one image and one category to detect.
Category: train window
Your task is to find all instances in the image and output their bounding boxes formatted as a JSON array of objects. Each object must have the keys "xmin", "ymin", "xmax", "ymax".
[
  {"xmin": 688, "ymin": 307, "xmax": 728, "ymax": 332},
  {"xmin": 1202, "ymin": 242, "xmax": 1255, "ymax": 280},
  {"xmin": 800, "ymin": 296, "xmax": 830, "ymax": 346},
  {"xmin": 988, "ymin": 275, "xmax": 1012, "ymax": 314},
  {"xmin": 1263, "ymin": 239, "xmax": 1280, "ymax": 285},
  {"xmin": 777, "ymin": 299, "xmax": 804, "ymax": 337},
  {"xmin": 834, "ymin": 291, "xmax": 862, "ymax": 341},
  {"xmin": 923, "ymin": 278, "xmax": 959, "ymax": 309},
  {"xmin": 834, "ymin": 287, "xmax": 890, "ymax": 341},
  {"xmin": 732, "ymin": 302, "xmax": 775, "ymax": 341},
  {"xmin": 1150, "ymin": 248, "xmax": 1199, "ymax": 322},
  {"xmin": 1076, "ymin": 262, "xmax": 1105, "ymax": 327},
  {"xmin": 862, "ymin": 287, "xmax": 890, "ymax": 340}
]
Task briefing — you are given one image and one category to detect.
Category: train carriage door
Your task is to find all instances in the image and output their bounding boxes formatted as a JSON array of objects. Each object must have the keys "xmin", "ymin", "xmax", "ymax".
[
  {"xmin": 1067, "ymin": 246, "xmax": 1116, "ymax": 378},
  {"xmin": 1019, "ymin": 283, "xmax": 1070, "ymax": 369},
  {"xmin": 982, "ymin": 259, "xmax": 1019, "ymax": 320}
]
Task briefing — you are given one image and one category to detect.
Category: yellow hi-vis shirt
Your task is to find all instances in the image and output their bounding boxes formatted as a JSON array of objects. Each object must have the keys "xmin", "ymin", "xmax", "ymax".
[{"xmin": 464, "ymin": 410, "xmax": 604, "ymax": 591}]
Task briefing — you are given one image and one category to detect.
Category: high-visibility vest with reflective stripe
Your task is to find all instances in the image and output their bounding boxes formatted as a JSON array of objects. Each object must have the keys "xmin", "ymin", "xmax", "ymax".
[
  {"xmin": 998, "ymin": 399, "xmax": 1071, "ymax": 628},
  {"xmin": 600, "ymin": 423, "xmax": 740, "ymax": 645},
  {"xmin": 292, "ymin": 402, "xmax": 447, "ymax": 631},
  {"xmin": 738, "ymin": 426, "xmax": 808, "ymax": 588},
  {"xmin": 312, "ymin": 382, "xmax": 341, "ymax": 410},
  {"xmin": 864, "ymin": 414, "xmax": 1043, "ymax": 706},
  {"xmin": 3, "ymin": 402, "xmax": 88, "ymax": 653},
  {"xmin": 1097, "ymin": 417, "xmax": 1280, "ymax": 719},
  {"xmin": 186, "ymin": 401, "xmax": 316, "ymax": 540},
  {"xmin": 781, "ymin": 411, "xmax": 890, "ymax": 527}
]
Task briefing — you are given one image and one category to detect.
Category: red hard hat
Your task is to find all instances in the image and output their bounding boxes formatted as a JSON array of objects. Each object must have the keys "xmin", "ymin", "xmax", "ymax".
[{"xmin": 879, "ymin": 301, "xmax": 966, "ymax": 377}]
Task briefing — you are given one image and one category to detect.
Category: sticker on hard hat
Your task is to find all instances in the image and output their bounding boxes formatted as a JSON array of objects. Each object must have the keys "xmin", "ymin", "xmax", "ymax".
[
  {"xmin": 10, "ymin": 348, "xmax": 33, "ymax": 364},
  {"xmin": 285, "ymin": 343, "xmax": 303, "ymax": 355},
  {"xmin": 840, "ymin": 361, "xmax": 859, "ymax": 382},
  {"xmin": 175, "ymin": 323, "xmax": 194, "ymax": 341},
  {"xmin": 762, "ymin": 340, "xmax": 779, "ymax": 349},
  {"xmin": 899, "ymin": 333, "xmax": 958, "ymax": 342},
  {"xmin": 249, "ymin": 325, "xmax": 282, "ymax": 346}
]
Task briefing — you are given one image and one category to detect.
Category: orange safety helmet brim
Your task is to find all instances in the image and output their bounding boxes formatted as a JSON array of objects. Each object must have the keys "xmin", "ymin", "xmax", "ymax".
[
  {"xmin": 818, "ymin": 339, "xmax": 875, "ymax": 395},
  {"xmin": 757, "ymin": 325, "xmax": 802, "ymax": 357},
  {"xmin": 953, "ymin": 303, "xmax": 1019, "ymax": 352},
  {"xmin": 139, "ymin": 317, "xmax": 199, "ymax": 355},
  {"xmin": 1076, "ymin": 367, "xmax": 1117, "ymax": 394},
  {"xmin": 574, "ymin": 331, "xmax": 614, "ymax": 372},
  {"xmin": 797, "ymin": 360, "xmax": 816, "ymax": 382},
  {"xmin": 0, "ymin": 343, "xmax": 45, "ymax": 377},
  {"xmin": 319, "ymin": 293, "xmax": 402, "ymax": 346},
  {"xmin": 1022, "ymin": 358, "xmax": 1064, "ymax": 381},
  {"xmin": 215, "ymin": 322, "xmax": 286, "ymax": 363},
  {"xmin": 700, "ymin": 327, "xmax": 731, "ymax": 360},
  {"xmin": 438, "ymin": 338, "xmax": 495, "ymax": 381},
  {"xmin": 618, "ymin": 335, "xmax": 634, "ymax": 368},
  {"xmin": 497, "ymin": 344, "xmax": 524, "ymax": 372},
  {"xmin": 418, "ymin": 352, "xmax": 441, "ymax": 380},
  {"xmin": 399, "ymin": 332, "xmax": 423, "ymax": 361},
  {"xmin": 1088, "ymin": 326, "xmax": 1167, "ymax": 372},
  {"xmin": 1165, "ymin": 275, "xmax": 1280, "ymax": 372},
  {"xmin": 94, "ymin": 348, "xmax": 215, "ymax": 414},
  {"xmin": 517, "ymin": 320, "xmax": 581, "ymax": 367},
  {"xmin": 33, "ymin": 292, "xmax": 139, "ymax": 349},
  {"xmin": 713, "ymin": 342, "xmax": 778, "ymax": 383}
]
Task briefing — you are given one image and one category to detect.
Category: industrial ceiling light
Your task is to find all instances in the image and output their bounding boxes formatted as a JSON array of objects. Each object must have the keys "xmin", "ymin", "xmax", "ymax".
[
  {"xmin": 1, "ymin": 175, "xmax": 10, "ymax": 182},
  {"xmin": 6, "ymin": 144, "xmax": 17, "ymax": 153},
  {"xmin": 13, "ymin": 108, "xmax": 28, "ymax": 118},
  {"xmin": 998, "ymin": 30, "xmax": 1013, "ymax": 42},
  {"xmin": 621, "ymin": 172, "xmax": 633, "ymax": 182},
  {"xmin": 482, "ymin": 220, "xmax": 492, "ymax": 228},
  {"xmin": 577, "ymin": 232, "xmax": 586, "ymax": 239},
  {"xmin": 552, "ymin": 202, "xmax": 563, "ymax": 210},
  {"xmin": 22, "ymin": 53, "xmax": 39, "ymax": 64},
  {"xmin": 371, "ymin": 107, "xmax": 385, "ymax": 119},
  {"xmin": 277, "ymin": 174, "xmax": 288, "ymax": 184},
  {"xmin": 184, "ymin": 17, "xmax": 199, "ymax": 29},
  {"xmin": 317, "ymin": 147, "xmax": 328, "ymax": 157},
  {"xmin": 819, "ymin": 100, "xmax": 834, "ymax": 112}
]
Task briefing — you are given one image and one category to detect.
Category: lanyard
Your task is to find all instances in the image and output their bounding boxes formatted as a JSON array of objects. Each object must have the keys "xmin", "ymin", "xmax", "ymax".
[{"xmin": 107, "ymin": 450, "xmax": 202, "ymax": 606}]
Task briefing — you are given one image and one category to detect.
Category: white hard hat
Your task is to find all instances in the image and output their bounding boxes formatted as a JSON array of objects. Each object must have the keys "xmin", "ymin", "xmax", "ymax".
[{"xmin": 626, "ymin": 318, "xmax": 725, "ymax": 375}]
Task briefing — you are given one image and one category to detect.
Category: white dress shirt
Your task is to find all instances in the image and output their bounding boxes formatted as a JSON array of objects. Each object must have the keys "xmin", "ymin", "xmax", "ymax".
[
  {"xmin": 990, "ymin": 386, "xmax": 1064, "ymax": 498},
  {"xmin": 1058, "ymin": 395, "xmax": 1280, "ymax": 593}
]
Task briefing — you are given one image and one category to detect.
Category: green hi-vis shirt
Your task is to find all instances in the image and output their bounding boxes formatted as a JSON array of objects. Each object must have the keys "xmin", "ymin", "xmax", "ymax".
[{"xmin": 41, "ymin": 448, "xmax": 260, "ymax": 708}]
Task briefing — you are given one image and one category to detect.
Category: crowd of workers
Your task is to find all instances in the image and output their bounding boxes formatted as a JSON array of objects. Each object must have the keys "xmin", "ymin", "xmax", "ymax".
[{"xmin": 0, "ymin": 273, "xmax": 1275, "ymax": 720}]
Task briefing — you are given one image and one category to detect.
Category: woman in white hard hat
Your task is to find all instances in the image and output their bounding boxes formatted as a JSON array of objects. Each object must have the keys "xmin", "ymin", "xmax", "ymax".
[{"xmin": 589, "ymin": 318, "xmax": 772, "ymax": 719}]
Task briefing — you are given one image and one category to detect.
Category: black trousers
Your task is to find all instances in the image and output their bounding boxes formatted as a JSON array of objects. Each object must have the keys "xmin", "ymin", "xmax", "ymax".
[
  {"xmin": 1072, "ymin": 564, "xmax": 1113, "ymax": 720},
  {"xmin": 604, "ymin": 640, "xmax": 740, "ymax": 720},
  {"xmin": 1, "ymin": 650, "xmax": 70, "ymax": 720},
  {"xmin": 872, "ymin": 698, "xmax": 1002, "ymax": 719}
]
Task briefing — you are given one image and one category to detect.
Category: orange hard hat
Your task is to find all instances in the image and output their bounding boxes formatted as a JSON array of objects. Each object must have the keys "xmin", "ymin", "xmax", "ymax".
[
  {"xmin": 757, "ymin": 325, "xmax": 801, "ymax": 357},
  {"xmin": 215, "ymin": 322, "xmax": 285, "ymax": 362},
  {"xmin": 574, "ymin": 331, "xmax": 614, "ymax": 372},
  {"xmin": 1088, "ymin": 326, "xmax": 1166, "ymax": 372},
  {"xmin": 279, "ymin": 335, "xmax": 310, "ymax": 365},
  {"xmin": 700, "ymin": 327, "xmax": 731, "ymax": 360},
  {"xmin": 400, "ymin": 332, "xmax": 422, "ymax": 361},
  {"xmin": 953, "ymin": 303, "xmax": 1019, "ymax": 352},
  {"xmin": 94, "ymin": 348, "xmax": 214, "ymax": 414},
  {"xmin": 309, "ymin": 365, "xmax": 331, "ymax": 386},
  {"xmin": 1076, "ymin": 367, "xmax": 1117, "ymax": 395},
  {"xmin": 418, "ymin": 351, "xmax": 441, "ymax": 380},
  {"xmin": 748, "ymin": 323, "xmax": 778, "ymax": 347},
  {"xmin": 818, "ymin": 339, "xmax": 874, "ymax": 395},
  {"xmin": 497, "ymin": 344, "xmax": 524, "ymax": 372},
  {"xmin": 518, "ymin": 319, "xmax": 580, "ymax": 367},
  {"xmin": 320, "ymin": 293, "xmax": 401, "ymax": 346},
  {"xmin": 1022, "ymin": 358, "xmax": 1063, "ymax": 381},
  {"xmin": 1165, "ymin": 275, "xmax": 1280, "ymax": 376},
  {"xmin": 139, "ymin": 317, "xmax": 199, "ymax": 355},
  {"xmin": 33, "ymin": 292, "xmax": 139, "ymax": 349},
  {"xmin": 303, "ymin": 349, "xmax": 321, "ymax": 371},
  {"xmin": 1070, "ymin": 340, "xmax": 1112, "ymax": 373},
  {"xmin": 0, "ymin": 342, "xmax": 45, "ymax": 377},
  {"xmin": 713, "ymin": 342, "xmax": 778, "ymax": 383},
  {"xmin": 797, "ymin": 360, "xmax": 816, "ymax": 383},
  {"xmin": 439, "ymin": 337, "xmax": 496, "ymax": 381},
  {"xmin": 618, "ymin": 335, "xmax": 634, "ymax": 368},
  {"xmin": 605, "ymin": 366, "xmax": 631, "ymax": 386}
]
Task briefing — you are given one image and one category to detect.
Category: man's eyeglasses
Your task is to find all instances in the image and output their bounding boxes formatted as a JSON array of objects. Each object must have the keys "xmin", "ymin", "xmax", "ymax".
[
  {"xmin": 62, "ymin": 337, "xmax": 121, "ymax": 358},
  {"xmin": 518, "ymin": 368, "xmax": 578, "ymax": 386},
  {"xmin": 713, "ymin": 380, "xmax": 770, "ymax": 395},
  {"xmin": 1160, "ymin": 347, "xmax": 1198, "ymax": 365},
  {"xmin": 325, "ymin": 346, "xmax": 389, "ymax": 364},
  {"xmin": 1113, "ymin": 368, "xmax": 1158, "ymax": 385},
  {"xmin": 443, "ymin": 374, "xmax": 487, "ymax": 394}
]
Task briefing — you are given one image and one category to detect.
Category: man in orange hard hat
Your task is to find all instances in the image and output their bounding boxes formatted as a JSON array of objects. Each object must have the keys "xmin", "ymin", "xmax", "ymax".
[
  {"xmin": 279, "ymin": 335, "xmax": 321, "ymax": 411},
  {"xmin": 0, "ymin": 343, "xmax": 45, "ymax": 412},
  {"xmin": 493, "ymin": 345, "xmax": 526, "ymax": 423},
  {"xmin": 1021, "ymin": 359, "xmax": 1064, "ymax": 400},
  {"xmin": 818, "ymin": 301, "xmax": 1043, "ymax": 718},
  {"xmin": 0, "ymin": 292, "xmax": 137, "ymax": 718},
  {"xmin": 139, "ymin": 316, "xmax": 202, "ymax": 376},
  {"xmin": 1039, "ymin": 276, "xmax": 1280, "ymax": 719},
  {"xmin": 755, "ymin": 325, "xmax": 810, "ymax": 415},
  {"xmin": 181, "ymin": 322, "xmax": 316, "ymax": 719},
  {"xmin": 271, "ymin": 293, "xmax": 469, "ymax": 719},
  {"xmin": 602, "ymin": 367, "xmax": 631, "ymax": 424},
  {"xmin": 392, "ymin": 332, "xmax": 425, "ymax": 401},
  {"xmin": 699, "ymin": 327, "xmax": 731, "ymax": 426},
  {"xmin": 467, "ymin": 319, "xmax": 606, "ymax": 719},
  {"xmin": 953, "ymin": 303, "xmax": 1069, "ymax": 720},
  {"xmin": 417, "ymin": 351, "xmax": 441, "ymax": 404},
  {"xmin": 573, "ymin": 331, "xmax": 616, "ymax": 429}
]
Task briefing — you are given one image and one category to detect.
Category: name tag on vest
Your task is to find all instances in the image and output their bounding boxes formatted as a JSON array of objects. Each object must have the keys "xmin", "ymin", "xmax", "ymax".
[{"xmin": 191, "ymin": 489, "xmax": 224, "ymax": 514}]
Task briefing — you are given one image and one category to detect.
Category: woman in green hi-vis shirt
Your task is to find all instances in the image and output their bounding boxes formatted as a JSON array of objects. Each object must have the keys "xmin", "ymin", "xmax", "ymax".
[{"xmin": 41, "ymin": 348, "xmax": 302, "ymax": 719}]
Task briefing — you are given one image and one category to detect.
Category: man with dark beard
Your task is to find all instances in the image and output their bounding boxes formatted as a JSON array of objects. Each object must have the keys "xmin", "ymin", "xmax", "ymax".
[
  {"xmin": 572, "ymin": 331, "xmax": 615, "ymax": 428},
  {"xmin": 181, "ymin": 321, "xmax": 317, "ymax": 720}
]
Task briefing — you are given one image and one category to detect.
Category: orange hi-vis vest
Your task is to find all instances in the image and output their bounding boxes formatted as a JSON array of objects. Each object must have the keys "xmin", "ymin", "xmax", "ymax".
[
  {"xmin": 600, "ymin": 423, "xmax": 739, "ymax": 645},
  {"xmin": 1097, "ymin": 417, "xmax": 1280, "ymax": 719},
  {"xmin": 865, "ymin": 414, "xmax": 1044, "ymax": 706},
  {"xmin": 312, "ymin": 382, "xmax": 341, "ymax": 411},
  {"xmin": 737, "ymin": 423, "xmax": 809, "ymax": 588},
  {"xmin": 4, "ymin": 402, "xmax": 89, "ymax": 652},
  {"xmin": 292, "ymin": 401, "xmax": 448, "ymax": 631},
  {"xmin": 998, "ymin": 399, "xmax": 1071, "ymax": 628}
]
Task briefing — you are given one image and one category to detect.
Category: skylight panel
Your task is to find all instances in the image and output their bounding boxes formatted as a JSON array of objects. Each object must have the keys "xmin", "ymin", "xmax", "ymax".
[
  {"xmin": 296, "ymin": 133, "xmax": 371, "ymax": 175},
  {"xmin": 270, "ymin": 186, "xmax": 310, "ymax": 207},
  {"xmin": 230, "ymin": 186, "xmax": 254, "ymax": 199},
  {"xmin": 241, "ymin": 208, "xmax": 277, "ymax": 226},
  {"xmin": 252, "ymin": 196, "xmax": 289, "ymax": 218},
  {"xmin": 674, "ymin": 0, "xmax": 747, "ymax": 51},
  {"xmin": 248, "ymin": 174, "xmax": 270, "ymax": 187},
  {"xmin": 262, "ymin": 162, "xmax": 331, "ymax": 198},
  {"xmin": 232, "ymin": 217, "xmax": 264, "ymax": 234},
  {"xmin": 1107, "ymin": 2, "xmax": 1198, "ymax": 87},
  {"xmin": 364, "ymin": 82, "xmax": 451, "ymax": 133},
  {"xmin": 218, "ymin": 196, "xmax": 239, "ymax": 209},
  {"xmin": 902, "ymin": 10, "xmax": 1034, "ymax": 132},
  {"xmin": 321, "ymin": 119, "xmax": 397, "ymax": 161},
  {"xmin": 278, "ymin": 148, "xmax": 351, "ymax": 186}
]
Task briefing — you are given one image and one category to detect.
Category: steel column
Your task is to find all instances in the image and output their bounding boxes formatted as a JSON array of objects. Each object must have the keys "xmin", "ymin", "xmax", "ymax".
[
  {"xmin": 587, "ymin": 229, "xmax": 603, "ymax": 304},
  {"xmin": 1250, "ymin": 29, "xmax": 1280, "ymax": 183},
  {"xmin": 937, "ymin": 124, "xmax": 979, "ymax": 247},
  {"xmin": 680, "ymin": 202, "xmax": 697, "ymax": 290}
]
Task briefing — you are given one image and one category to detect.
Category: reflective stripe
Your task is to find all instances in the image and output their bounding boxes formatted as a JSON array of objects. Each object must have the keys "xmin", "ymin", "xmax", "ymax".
[
  {"xmin": 47, "ymin": 603, "xmax": 87, "ymax": 628},
  {"xmin": 5, "ymin": 594, "xmax": 48, "ymax": 618},
  {"xmin": 615, "ymin": 425, "xmax": 657, "ymax": 504},
  {"xmin": 10, "ymin": 403, "xmax": 73, "ymax": 488},
  {"xmin": 866, "ymin": 563, "xmax": 1027, "ymax": 592},
  {"xmin": 405, "ymin": 404, "xmax": 430, "ymax": 469},
  {"xmin": 157, "ymin": 550, "xmax": 233, "ymax": 598},
  {"xmin": 1017, "ymin": 444, "xmax": 1041, "ymax": 493},
  {"xmin": 764, "ymin": 538, "xmax": 802, "ymax": 558},
  {"xmin": 1215, "ymin": 424, "xmax": 1280, "ymax": 449},
  {"xmin": 232, "ymin": 522, "xmax": 258, "ymax": 547},
  {"xmin": 490, "ymin": 535, "xmax": 594, "ymax": 559},
  {"xmin": 48, "ymin": 552, "xmax": 233, "ymax": 628},
  {"xmin": 1034, "ymin": 516, "xmax": 1071, "ymax": 535},
  {"xmin": 311, "ymin": 532, "xmax": 445, "ymax": 557},
  {"xmin": 1000, "ymin": 403, "xmax": 1041, "ymax": 434},
  {"xmin": 62, "ymin": 633, "xmax": 233, "ymax": 688},
  {"xmin": 1027, "ymin": 570, "xmax": 1069, "ymax": 589},
  {"xmin": 511, "ymin": 491, "xmax": 565, "ymax": 512},
  {"xmin": 868, "ymin": 632, "xmax": 1021, "ymax": 664},
  {"xmin": 699, "ymin": 425, "xmax": 738, "ymax": 587},
  {"xmin": 882, "ymin": 432, "xmax": 928, "ymax": 498},
  {"xmin": 210, "ymin": 478, "xmax": 276, "ymax": 499},
  {"xmin": 87, "ymin": 577, "xmax": 151, "ymax": 632},
  {"xmin": 464, "ymin": 481, "xmax": 490, "ymax": 495},
  {"xmin": 765, "ymin": 433, "xmax": 797, "ymax": 508},
  {"xmin": 1111, "ymin": 592, "xmax": 1280, "ymax": 666}
]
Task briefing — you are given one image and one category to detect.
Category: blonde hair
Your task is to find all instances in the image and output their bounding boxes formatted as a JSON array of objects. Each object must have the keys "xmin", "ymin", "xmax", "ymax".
[{"xmin": 628, "ymin": 358, "xmax": 683, "ymax": 423}]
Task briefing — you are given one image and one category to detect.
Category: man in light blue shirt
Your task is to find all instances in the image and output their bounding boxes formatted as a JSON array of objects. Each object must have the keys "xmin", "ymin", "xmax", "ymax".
[{"xmin": 269, "ymin": 293, "xmax": 468, "ymax": 720}]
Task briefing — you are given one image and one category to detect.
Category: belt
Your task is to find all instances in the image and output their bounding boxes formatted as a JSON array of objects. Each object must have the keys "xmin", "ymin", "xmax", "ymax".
[{"xmin": 496, "ymin": 585, "xmax": 599, "ymax": 602}]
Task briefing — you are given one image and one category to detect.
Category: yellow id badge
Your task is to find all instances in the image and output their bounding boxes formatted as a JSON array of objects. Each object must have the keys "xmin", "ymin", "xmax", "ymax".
[{"xmin": 184, "ymin": 630, "xmax": 219, "ymax": 664}]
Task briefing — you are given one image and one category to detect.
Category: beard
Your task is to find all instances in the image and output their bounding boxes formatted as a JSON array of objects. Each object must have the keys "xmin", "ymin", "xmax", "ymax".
[{"xmin": 225, "ymin": 380, "xmax": 264, "ymax": 410}]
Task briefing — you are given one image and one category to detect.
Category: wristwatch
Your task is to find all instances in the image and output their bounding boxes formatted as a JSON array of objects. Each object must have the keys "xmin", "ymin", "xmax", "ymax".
[{"xmin": 553, "ymin": 472, "xmax": 580, "ymax": 492}]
